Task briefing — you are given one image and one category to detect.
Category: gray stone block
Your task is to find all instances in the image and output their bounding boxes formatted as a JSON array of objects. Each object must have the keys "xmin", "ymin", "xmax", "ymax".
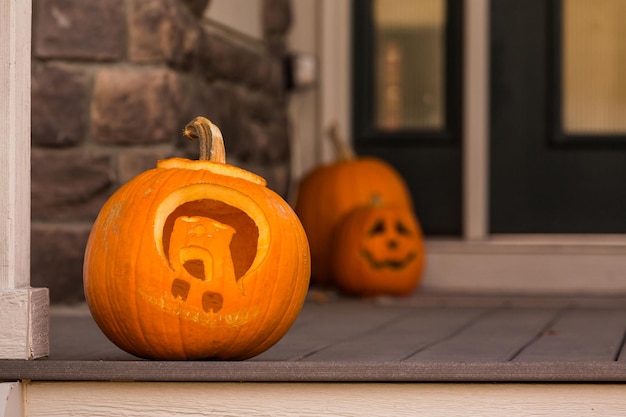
[{"xmin": 34, "ymin": 0, "xmax": 125, "ymax": 60}]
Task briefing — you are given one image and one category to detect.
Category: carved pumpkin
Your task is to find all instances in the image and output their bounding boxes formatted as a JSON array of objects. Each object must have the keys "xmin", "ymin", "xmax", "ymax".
[
  {"xmin": 295, "ymin": 124, "xmax": 413, "ymax": 286},
  {"xmin": 331, "ymin": 205, "xmax": 425, "ymax": 296},
  {"xmin": 83, "ymin": 117, "xmax": 310, "ymax": 360}
]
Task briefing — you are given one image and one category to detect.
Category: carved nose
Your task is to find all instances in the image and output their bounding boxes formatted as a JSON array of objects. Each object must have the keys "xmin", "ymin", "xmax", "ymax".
[{"xmin": 387, "ymin": 240, "xmax": 398, "ymax": 250}]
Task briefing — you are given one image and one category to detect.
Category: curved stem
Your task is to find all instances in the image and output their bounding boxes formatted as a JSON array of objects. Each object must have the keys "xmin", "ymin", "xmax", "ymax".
[
  {"xmin": 326, "ymin": 121, "xmax": 356, "ymax": 161},
  {"xmin": 183, "ymin": 116, "xmax": 227, "ymax": 163}
]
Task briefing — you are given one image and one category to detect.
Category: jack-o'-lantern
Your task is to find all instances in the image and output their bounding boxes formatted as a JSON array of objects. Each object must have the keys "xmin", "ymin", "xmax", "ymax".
[
  {"xmin": 331, "ymin": 205, "xmax": 425, "ymax": 297},
  {"xmin": 83, "ymin": 117, "xmax": 310, "ymax": 360},
  {"xmin": 295, "ymin": 123, "xmax": 413, "ymax": 286}
]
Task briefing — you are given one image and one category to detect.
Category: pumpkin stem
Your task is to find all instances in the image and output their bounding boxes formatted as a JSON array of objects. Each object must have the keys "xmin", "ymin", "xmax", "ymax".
[
  {"xmin": 327, "ymin": 121, "xmax": 356, "ymax": 161},
  {"xmin": 183, "ymin": 116, "xmax": 227, "ymax": 163}
]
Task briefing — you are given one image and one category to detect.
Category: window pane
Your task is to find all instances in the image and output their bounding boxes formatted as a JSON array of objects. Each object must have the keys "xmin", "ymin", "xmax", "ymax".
[
  {"xmin": 373, "ymin": 0, "xmax": 446, "ymax": 131},
  {"xmin": 562, "ymin": 0, "xmax": 626, "ymax": 134}
]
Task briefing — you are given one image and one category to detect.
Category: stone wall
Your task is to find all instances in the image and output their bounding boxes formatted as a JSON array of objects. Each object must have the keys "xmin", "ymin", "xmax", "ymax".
[{"xmin": 31, "ymin": 0, "xmax": 293, "ymax": 303}]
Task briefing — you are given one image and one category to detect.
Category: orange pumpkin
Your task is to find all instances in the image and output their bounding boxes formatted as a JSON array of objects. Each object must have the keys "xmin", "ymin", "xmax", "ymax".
[
  {"xmin": 83, "ymin": 117, "xmax": 310, "ymax": 360},
  {"xmin": 294, "ymin": 124, "xmax": 413, "ymax": 286},
  {"xmin": 331, "ymin": 205, "xmax": 425, "ymax": 297}
]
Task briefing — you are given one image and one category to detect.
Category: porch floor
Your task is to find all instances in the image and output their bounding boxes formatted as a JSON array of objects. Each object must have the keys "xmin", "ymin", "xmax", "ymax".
[{"xmin": 3, "ymin": 292, "xmax": 626, "ymax": 382}]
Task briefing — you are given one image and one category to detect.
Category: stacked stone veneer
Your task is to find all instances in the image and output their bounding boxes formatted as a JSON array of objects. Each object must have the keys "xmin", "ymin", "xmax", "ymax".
[{"xmin": 31, "ymin": 0, "xmax": 293, "ymax": 303}]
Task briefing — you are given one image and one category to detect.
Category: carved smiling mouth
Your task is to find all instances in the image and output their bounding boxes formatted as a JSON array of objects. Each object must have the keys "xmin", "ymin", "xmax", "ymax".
[{"xmin": 360, "ymin": 250, "xmax": 417, "ymax": 270}]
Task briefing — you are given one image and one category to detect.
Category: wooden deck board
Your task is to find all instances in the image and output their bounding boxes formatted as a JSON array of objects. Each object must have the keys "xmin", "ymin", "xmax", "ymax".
[
  {"xmin": 302, "ymin": 307, "xmax": 488, "ymax": 361},
  {"xmin": 406, "ymin": 308, "xmax": 560, "ymax": 362},
  {"xmin": 49, "ymin": 315, "xmax": 139, "ymax": 361},
  {"xmin": 3, "ymin": 294, "xmax": 626, "ymax": 382},
  {"xmin": 514, "ymin": 308, "xmax": 626, "ymax": 362},
  {"xmin": 253, "ymin": 301, "xmax": 412, "ymax": 361}
]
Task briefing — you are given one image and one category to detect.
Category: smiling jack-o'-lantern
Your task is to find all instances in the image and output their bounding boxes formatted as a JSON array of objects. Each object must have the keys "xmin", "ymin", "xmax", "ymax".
[
  {"xmin": 331, "ymin": 205, "xmax": 425, "ymax": 297},
  {"xmin": 83, "ymin": 117, "xmax": 310, "ymax": 360}
]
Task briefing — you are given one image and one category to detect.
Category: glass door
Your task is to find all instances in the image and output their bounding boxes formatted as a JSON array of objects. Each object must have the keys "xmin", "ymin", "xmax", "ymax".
[{"xmin": 490, "ymin": 0, "xmax": 626, "ymax": 233}]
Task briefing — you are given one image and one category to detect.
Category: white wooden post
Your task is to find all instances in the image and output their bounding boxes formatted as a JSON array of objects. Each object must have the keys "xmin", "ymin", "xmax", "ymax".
[
  {"xmin": 0, "ymin": 0, "xmax": 49, "ymax": 359},
  {"xmin": 462, "ymin": 0, "xmax": 490, "ymax": 241}
]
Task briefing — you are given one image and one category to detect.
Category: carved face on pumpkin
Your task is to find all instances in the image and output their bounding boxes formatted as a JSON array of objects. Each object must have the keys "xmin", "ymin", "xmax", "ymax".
[
  {"xmin": 83, "ymin": 118, "xmax": 310, "ymax": 360},
  {"xmin": 151, "ymin": 184, "xmax": 270, "ymax": 323},
  {"xmin": 168, "ymin": 215, "xmax": 239, "ymax": 314},
  {"xmin": 332, "ymin": 205, "xmax": 425, "ymax": 296},
  {"xmin": 360, "ymin": 213, "xmax": 419, "ymax": 270}
]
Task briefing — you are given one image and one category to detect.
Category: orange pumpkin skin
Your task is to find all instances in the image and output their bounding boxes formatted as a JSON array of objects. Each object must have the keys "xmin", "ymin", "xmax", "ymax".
[
  {"xmin": 331, "ymin": 205, "xmax": 425, "ymax": 297},
  {"xmin": 83, "ymin": 157, "xmax": 310, "ymax": 360},
  {"xmin": 295, "ymin": 157, "xmax": 413, "ymax": 286}
]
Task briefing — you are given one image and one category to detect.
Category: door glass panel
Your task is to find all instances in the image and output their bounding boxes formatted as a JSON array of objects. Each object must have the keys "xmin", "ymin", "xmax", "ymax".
[
  {"xmin": 372, "ymin": 0, "xmax": 446, "ymax": 131},
  {"xmin": 562, "ymin": 0, "xmax": 626, "ymax": 134}
]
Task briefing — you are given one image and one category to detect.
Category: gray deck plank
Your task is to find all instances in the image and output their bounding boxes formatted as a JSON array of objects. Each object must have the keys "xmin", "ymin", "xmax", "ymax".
[
  {"xmin": 405, "ymin": 307, "xmax": 560, "ymax": 362},
  {"xmin": 50, "ymin": 314, "xmax": 140, "ymax": 361},
  {"xmin": 514, "ymin": 308, "xmax": 626, "ymax": 362},
  {"xmin": 302, "ymin": 307, "xmax": 488, "ymax": 361},
  {"xmin": 253, "ymin": 300, "xmax": 412, "ymax": 361},
  {"xmin": 2, "ymin": 359, "xmax": 626, "ymax": 382}
]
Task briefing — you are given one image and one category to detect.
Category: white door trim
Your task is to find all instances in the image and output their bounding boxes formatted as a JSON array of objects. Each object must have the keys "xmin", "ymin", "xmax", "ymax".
[{"xmin": 462, "ymin": 0, "xmax": 490, "ymax": 240}]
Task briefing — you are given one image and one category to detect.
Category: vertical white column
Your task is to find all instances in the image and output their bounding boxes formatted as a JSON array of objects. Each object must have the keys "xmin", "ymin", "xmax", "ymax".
[
  {"xmin": 0, "ymin": 0, "xmax": 49, "ymax": 359},
  {"xmin": 287, "ymin": 0, "xmax": 321, "ymax": 186},
  {"xmin": 318, "ymin": 0, "xmax": 351, "ymax": 164},
  {"xmin": 463, "ymin": 0, "xmax": 490, "ymax": 240}
]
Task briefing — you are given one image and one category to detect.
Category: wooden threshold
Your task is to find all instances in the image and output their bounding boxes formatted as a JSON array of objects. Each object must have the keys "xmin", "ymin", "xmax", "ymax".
[{"xmin": 2, "ymin": 293, "xmax": 626, "ymax": 383}]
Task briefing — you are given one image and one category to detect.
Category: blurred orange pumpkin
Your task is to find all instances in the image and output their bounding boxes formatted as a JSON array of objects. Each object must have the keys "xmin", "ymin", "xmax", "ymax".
[
  {"xmin": 331, "ymin": 205, "xmax": 425, "ymax": 296},
  {"xmin": 294, "ymin": 123, "xmax": 413, "ymax": 286},
  {"xmin": 83, "ymin": 117, "xmax": 310, "ymax": 360}
]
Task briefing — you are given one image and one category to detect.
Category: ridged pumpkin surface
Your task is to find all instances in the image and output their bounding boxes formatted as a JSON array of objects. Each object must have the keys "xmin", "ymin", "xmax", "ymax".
[
  {"xmin": 83, "ymin": 118, "xmax": 310, "ymax": 360},
  {"xmin": 295, "ymin": 157, "xmax": 413, "ymax": 286}
]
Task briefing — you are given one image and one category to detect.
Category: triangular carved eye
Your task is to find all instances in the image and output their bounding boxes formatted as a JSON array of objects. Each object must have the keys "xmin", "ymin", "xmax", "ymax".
[
  {"xmin": 368, "ymin": 220, "xmax": 386, "ymax": 235},
  {"xmin": 396, "ymin": 221, "xmax": 411, "ymax": 236}
]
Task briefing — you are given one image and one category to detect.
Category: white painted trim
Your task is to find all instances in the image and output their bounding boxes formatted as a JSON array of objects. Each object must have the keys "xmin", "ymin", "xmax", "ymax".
[
  {"xmin": 0, "ymin": 383, "xmax": 23, "ymax": 417},
  {"xmin": 0, "ymin": 0, "xmax": 31, "ymax": 290},
  {"xmin": 462, "ymin": 0, "xmax": 489, "ymax": 240},
  {"xmin": 0, "ymin": 0, "xmax": 49, "ymax": 360},
  {"xmin": 22, "ymin": 381, "xmax": 626, "ymax": 416},
  {"xmin": 0, "ymin": 289, "xmax": 49, "ymax": 359},
  {"xmin": 287, "ymin": 0, "xmax": 321, "ymax": 190},
  {"xmin": 318, "ymin": 0, "xmax": 351, "ymax": 164},
  {"xmin": 422, "ymin": 237, "xmax": 626, "ymax": 294},
  {"xmin": 423, "ymin": 246, "xmax": 626, "ymax": 295}
]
